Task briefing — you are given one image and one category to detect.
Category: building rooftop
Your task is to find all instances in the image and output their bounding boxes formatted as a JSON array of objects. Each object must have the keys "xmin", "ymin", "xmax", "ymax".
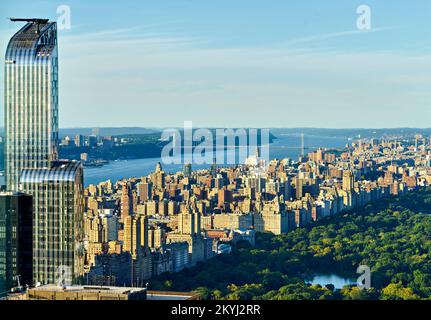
[
  {"xmin": 20, "ymin": 285, "xmax": 198, "ymax": 301},
  {"xmin": 20, "ymin": 160, "xmax": 82, "ymax": 183},
  {"xmin": 5, "ymin": 20, "xmax": 56, "ymax": 60},
  {"xmin": 146, "ymin": 291, "xmax": 198, "ymax": 300},
  {"xmin": 30, "ymin": 284, "xmax": 144, "ymax": 294}
]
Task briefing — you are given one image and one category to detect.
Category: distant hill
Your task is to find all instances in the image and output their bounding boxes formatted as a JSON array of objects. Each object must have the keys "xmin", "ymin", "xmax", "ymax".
[
  {"xmin": 1, "ymin": 127, "xmax": 430, "ymax": 141},
  {"xmin": 270, "ymin": 128, "xmax": 431, "ymax": 139},
  {"xmin": 0, "ymin": 127, "xmax": 430, "ymax": 138},
  {"xmin": 58, "ymin": 127, "xmax": 162, "ymax": 137},
  {"xmin": 0, "ymin": 127, "xmax": 162, "ymax": 137}
]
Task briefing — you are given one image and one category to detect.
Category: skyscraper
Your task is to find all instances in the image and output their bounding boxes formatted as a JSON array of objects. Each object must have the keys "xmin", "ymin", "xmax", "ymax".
[
  {"xmin": 342, "ymin": 170, "xmax": 355, "ymax": 192},
  {"xmin": 137, "ymin": 181, "xmax": 152, "ymax": 202},
  {"xmin": 74, "ymin": 135, "xmax": 85, "ymax": 147},
  {"xmin": 183, "ymin": 163, "xmax": 192, "ymax": 178},
  {"xmin": 5, "ymin": 19, "xmax": 84, "ymax": 285},
  {"xmin": 0, "ymin": 192, "xmax": 33, "ymax": 294},
  {"xmin": 5, "ymin": 19, "xmax": 59, "ymax": 192},
  {"xmin": 20, "ymin": 161, "xmax": 85, "ymax": 285},
  {"xmin": 151, "ymin": 162, "xmax": 165, "ymax": 190},
  {"xmin": 123, "ymin": 214, "xmax": 151, "ymax": 286},
  {"xmin": 120, "ymin": 182, "xmax": 132, "ymax": 223}
]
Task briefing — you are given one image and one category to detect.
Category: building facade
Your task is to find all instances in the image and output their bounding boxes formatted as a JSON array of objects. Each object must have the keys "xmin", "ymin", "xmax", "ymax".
[
  {"xmin": 5, "ymin": 20, "xmax": 59, "ymax": 192},
  {"xmin": 20, "ymin": 161, "xmax": 85, "ymax": 285},
  {"xmin": 0, "ymin": 192, "xmax": 33, "ymax": 294},
  {"xmin": 5, "ymin": 20, "xmax": 85, "ymax": 287}
]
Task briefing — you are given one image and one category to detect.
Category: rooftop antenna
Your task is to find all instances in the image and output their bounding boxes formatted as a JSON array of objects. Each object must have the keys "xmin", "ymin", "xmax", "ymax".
[{"xmin": 9, "ymin": 18, "xmax": 49, "ymax": 34}]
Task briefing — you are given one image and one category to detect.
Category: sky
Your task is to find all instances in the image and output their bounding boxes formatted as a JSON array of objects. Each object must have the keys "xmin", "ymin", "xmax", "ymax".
[{"xmin": 0, "ymin": 0, "xmax": 430, "ymax": 128}]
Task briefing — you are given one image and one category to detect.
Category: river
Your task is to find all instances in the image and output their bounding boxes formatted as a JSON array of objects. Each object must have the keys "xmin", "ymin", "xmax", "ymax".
[{"xmin": 84, "ymin": 133, "xmax": 350, "ymax": 186}]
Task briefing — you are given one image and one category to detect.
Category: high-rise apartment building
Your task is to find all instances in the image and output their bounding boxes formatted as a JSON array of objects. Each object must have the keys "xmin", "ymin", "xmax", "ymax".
[
  {"xmin": 151, "ymin": 162, "xmax": 165, "ymax": 190},
  {"xmin": 342, "ymin": 170, "xmax": 355, "ymax": 192},
  {"xmin": 137, "ymin": 181, "xmax": 152, "ymax": 202},
  {"xmin": 167, "ymin": 203, "xmax": 205, "ymax": 265},
  {"xmin": 5, "ymin": 20, "xmax": 59, "ymax": 192},
  {"xmin": 120, "ymin": 183, "xmax": 132, "ymax": 223},
  {"xmin": 123, "ymin": 215, "xmax": 151, "ymax": 285},
  {"xmin": 183, "ymin": 163, "xmax": 192, "ymax": 177},
  {"xmin": 123, "ymin": 215, "xmax": 145, "ymax": 259},
  {"xmin": 101, "ymin": 213, "xmax": 118, "ymax": 242},
  {"xmin": 20, "ymin": 161, "xmax": 85, "ymax": 285},
  {"xmin": 74, "ymin": 135, "xmax": 85, "ymax": 147},
  {"xmin": 5, "ymin": 19, "xmax": 85, "ymax": 286}
]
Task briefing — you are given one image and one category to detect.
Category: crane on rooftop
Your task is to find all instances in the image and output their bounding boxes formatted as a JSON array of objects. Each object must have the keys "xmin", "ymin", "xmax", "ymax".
[{"xmin": 9, "ymin": 18, "xmax": 50, "ymax": 34}]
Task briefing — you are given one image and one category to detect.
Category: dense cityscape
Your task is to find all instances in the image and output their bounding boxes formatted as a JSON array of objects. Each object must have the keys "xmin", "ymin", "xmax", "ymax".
[
  {"xmin": 0, "ymin": 3, "xmax": 430, "ymax": 309},
  {"xmin": 81, "ymin": 134, "xmax": 431, "ymax": 290}
]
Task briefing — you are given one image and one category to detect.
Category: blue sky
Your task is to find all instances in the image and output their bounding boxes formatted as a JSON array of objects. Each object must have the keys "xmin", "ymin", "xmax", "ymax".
[{"xmin": 1, "ymin": 0, "xmax": 431, "ymax": 128}]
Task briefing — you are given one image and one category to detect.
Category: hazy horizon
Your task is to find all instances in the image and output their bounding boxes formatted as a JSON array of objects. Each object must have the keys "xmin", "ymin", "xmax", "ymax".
[{"xmin": 1, "ymin": 126, "xmax": 431, "ymax": 129}]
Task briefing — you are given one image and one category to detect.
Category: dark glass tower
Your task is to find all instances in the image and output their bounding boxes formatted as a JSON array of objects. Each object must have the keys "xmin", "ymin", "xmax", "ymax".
[{"xmin": 0, "ymin": 192, "xmax": 33, "ymax": 295}]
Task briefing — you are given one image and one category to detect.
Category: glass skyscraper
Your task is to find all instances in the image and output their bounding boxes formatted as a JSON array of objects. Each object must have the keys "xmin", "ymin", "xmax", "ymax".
[
  {"xmin": 5, "ymin": 20, "xmax": 59, "ymax": 192},
  {"xmin": 20, "ymin": 161, "xmax": 85, "ymax": 285},
  {"xmin": 4, "ymin": 19, "xmax": 84, "ymax": 286},
  {"xmin": 0, "ymin": 192, "xmax": 33, "ymax": 295}
]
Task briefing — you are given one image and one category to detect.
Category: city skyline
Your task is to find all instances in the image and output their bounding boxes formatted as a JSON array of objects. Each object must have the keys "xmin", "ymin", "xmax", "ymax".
[{"xmin": 1, "ymin": 0, "xmax": 430, "ymax": 129}]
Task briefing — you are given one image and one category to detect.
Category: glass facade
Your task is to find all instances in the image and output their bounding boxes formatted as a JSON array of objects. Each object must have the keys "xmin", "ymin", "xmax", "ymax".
[
  {"xmin": 5, "ymin": 21, "xmax": 84, "ymax": 286},
  {"xmin": 5, "ymin": 21, "xmax": 59, "ymax": 192},
  {"xmin": 20, "ymin": 161, "xmax": 85, "ymax": 285},
  {"xmin": 0, "ymin": 192, "xmax": 33, "ymax": 295}
]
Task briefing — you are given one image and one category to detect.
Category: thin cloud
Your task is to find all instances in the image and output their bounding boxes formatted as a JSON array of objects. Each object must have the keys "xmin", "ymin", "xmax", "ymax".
[
  {"xmin": 60, "ymin": 18, "xmax": 186, "ymax": 40},
  {"xmin": 283, "ymin": 26, "xmax": 397, "ymax": 46},
  {"xmin": 61, "ymin": 22, "xmax": 206, "ymax": 49}
]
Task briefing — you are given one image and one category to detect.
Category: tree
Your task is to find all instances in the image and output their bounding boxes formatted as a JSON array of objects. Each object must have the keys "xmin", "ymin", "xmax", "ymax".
[
  {"xmin": 381, "ymin": 283, "xmax": 420, "ymax": 300},
  {"xmin": 193, "ymin": 287, "xmax": 212, "ymax": 300}
]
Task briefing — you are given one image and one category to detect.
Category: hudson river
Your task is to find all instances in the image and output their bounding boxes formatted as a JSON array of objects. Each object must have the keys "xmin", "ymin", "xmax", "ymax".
[{"xmin": 84, "ymin": 133, "xmax": 350, "ymax": 186}]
